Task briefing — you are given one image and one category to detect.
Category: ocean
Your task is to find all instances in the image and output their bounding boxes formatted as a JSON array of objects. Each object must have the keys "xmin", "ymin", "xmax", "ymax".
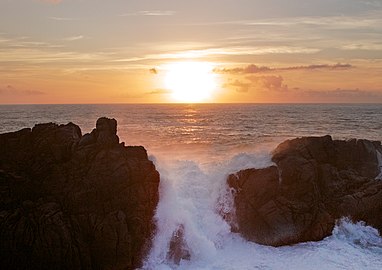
[{"xmin": 1, "ymin": 103, "xmax": 382, "ymax": 270}]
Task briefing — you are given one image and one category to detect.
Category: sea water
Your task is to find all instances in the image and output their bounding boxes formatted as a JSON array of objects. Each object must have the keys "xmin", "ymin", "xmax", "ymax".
[{"xmin": 1, "ymin": 104, "xmax": 382, "ymax": 270}]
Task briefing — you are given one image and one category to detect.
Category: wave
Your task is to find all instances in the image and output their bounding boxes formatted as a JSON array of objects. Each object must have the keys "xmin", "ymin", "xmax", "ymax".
[{"xmin": 144, "ymin": 151, "xmax": 382, "ymax": 270}]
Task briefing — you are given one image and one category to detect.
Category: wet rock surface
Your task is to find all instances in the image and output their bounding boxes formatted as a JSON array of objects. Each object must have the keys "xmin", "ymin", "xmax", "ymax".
[
  {"xmin": 0, "ymin": 117, "xmax": 160, "ymax": 270},
  {"xmin": 228, "ymin": 135, "xmax": 382, "ymax": 246},
  {"xmin": 166, "ymin": 224, "xmax": 191, "ymax": 265}
]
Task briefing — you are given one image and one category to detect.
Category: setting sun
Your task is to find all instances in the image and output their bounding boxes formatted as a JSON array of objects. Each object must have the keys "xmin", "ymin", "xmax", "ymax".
[{"xmin": 164, "ymin": 62, "xmax": 218, "ymax": 103}]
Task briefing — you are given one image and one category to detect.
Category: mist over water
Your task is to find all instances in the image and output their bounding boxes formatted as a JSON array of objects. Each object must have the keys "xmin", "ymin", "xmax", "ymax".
[{"xmin": 1, "ymin": 104, "xmax": 382, "ymax": 269}]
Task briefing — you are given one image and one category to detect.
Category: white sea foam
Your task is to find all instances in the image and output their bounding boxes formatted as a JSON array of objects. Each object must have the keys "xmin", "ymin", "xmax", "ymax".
[{"xmin": 144, "ymin": 151, "xmax": 382, "ymax": 270}]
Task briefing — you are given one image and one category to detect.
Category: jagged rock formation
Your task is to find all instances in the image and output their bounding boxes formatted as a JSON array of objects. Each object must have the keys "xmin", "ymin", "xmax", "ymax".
[
  {"xmin": 166, "ymin": 224, "xmax": 190, "ymax": 265},
  {"xmin": 228, "ymin": 135, "xmax": 382, "ymax": 246},
  {"xmin": 0, "ymin": 117, "xmax": 160, "ymax": 270}
]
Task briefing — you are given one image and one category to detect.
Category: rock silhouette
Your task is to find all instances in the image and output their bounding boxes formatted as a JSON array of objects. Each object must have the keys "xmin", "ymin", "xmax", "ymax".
[
  {"xmin": 0, "ymin": 118, "xmax": 160, "ymax": 270},
  {"xmin": 228, "ymin": 135, "xmax": 382, "ymax": 246},
  {"xmin": 166, "ymin": 224, "xmax": 191, "ymax": 265}
]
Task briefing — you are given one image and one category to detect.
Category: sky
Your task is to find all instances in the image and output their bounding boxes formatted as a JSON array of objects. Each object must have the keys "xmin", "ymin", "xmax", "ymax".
[{"xmin": 0, "ymin": 0, "xmax": 382, "ymax": 103}]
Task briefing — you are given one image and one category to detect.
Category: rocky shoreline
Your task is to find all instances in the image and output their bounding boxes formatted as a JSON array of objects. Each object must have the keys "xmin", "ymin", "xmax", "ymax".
[{"xmin": 1, "ymin": 118, "xmax": 381, "ymax": 269}]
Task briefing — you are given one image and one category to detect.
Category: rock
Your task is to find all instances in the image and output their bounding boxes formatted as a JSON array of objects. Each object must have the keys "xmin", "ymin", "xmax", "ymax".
[
  {"xmin": 227, "ymin": 135, "xmax": 382, "ymax": 246},
  {"xmin": 166, "ymin": 224, "xmax": 191, "ymax": 265},
  {"xmin": 0, "ymin": 117, "xmax": 160, "ymax": 270}
]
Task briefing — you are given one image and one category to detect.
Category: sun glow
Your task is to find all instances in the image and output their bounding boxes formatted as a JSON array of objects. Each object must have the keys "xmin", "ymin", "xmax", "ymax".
[{"xmin": 164, "ymin": 62, "xmax": 218, "ymax": 103}]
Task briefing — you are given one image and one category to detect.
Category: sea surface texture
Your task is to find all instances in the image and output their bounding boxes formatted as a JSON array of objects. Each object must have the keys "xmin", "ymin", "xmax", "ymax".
[{"xmin": 1, "ymin": 104, "xmax": 382, "ymax": 270}]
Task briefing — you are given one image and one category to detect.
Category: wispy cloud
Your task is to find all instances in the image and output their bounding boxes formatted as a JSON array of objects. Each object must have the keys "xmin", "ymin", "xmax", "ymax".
[
  {"xmin": 363, "ymin": 0, "xmax": 382, "ymax": 8},
  {"xmin": 146, "ymin": 88, "xmax": 171, "ymax": 95},
  {"xmin": 120, "ymin": 10, "xmax": 176, "ymax": 16},
  {"xmin": 224, "ymin": 75, "xmax": 288, "ymax": 93},
  {"xmin": 49, "ymin": 16, "xmax": 80, "ymax": 21},
  {"xmin": 215, "ymin": 63, "xmax": 353, "ymax": 74},
  {"xmin": 342, "ymin": 43, "xmax": 382, "ymax": 51},
  {"xmin": 195, "ymin": 12, "xmax": 382, "ymax": 30},
  {"xmin": 216, "ymin": 65, "xmax": 271, "ymax": 74},
  {"xmin": 63, "ymin": 35, "xmax": 84, "ymax": 41},
  {"xmin": 112, "ymin": 46, "xmax": 320, "ymax": 63},
  {"xmin": 224, "ymin": 80, "xmax": 251, "ymax": 93},
  {"xmin": 244, "ymin": 16, "xmax": 382, "ymax": 29},
  {"xmin": 39, "ymin": 0, "xmax": 62, "ymax": 4},
  {"xmin": 0, "ymin": 35, "xmax": 106, "ymax": 65},
  {"xmin": 0, "ymin": 35, "xmax": 158, "ymax": 76},
  {"xmin": 278, "ymin": 63, "xmax": 353, "ymax": 71},
  {"xmin": 0, "ymin": 85, "xmax": 45, "ymax": 96}
]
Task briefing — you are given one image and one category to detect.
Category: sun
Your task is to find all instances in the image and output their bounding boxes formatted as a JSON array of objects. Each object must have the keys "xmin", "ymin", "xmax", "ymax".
[{"xmin": 164, "ymin": 62, "xmax": 217, "ymax": 103}]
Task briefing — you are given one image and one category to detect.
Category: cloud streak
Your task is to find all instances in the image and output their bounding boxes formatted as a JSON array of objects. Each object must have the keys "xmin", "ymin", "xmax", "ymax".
[
  {"xmin": 225, "ymin": 75, "xmax": 289, "ymax": 92},
  {"xmin": 113, "ymin": 46, "xmax": 320, "ymax": 63},
  {"xmin": 195, "ymin": 12, "xmax": 382, "ymax": 30},
  {"xmin": 0, "ymin": 85, "xmax": 45, "ymax": 96},
  {"xmin": 147, "ymin": 89, "xmax": 171, "ymax": 95},
  {"xmin": 63, "ymin": 35, "xmax": 84, "ymax": 41},
  {"xmin": 224, "ymin": 80, "xmax": 251, "ymax": 93},
  {"xmin": 120, "ymin": 10, "xmax": 176, "ymax": 16},
  {"xmin": 215, "ymin": 63, "xmax": 353, "ymax": 74},
  {"xmin": 49, "ymin": 17, "xmax": 80, "ymax": 21},
  {"xmin": 40, "ymin": 0, "xmax": 62, "ymax": 4}
]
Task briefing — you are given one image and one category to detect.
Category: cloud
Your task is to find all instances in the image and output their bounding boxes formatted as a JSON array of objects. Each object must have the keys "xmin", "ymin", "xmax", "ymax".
[
  {"xmin": 342, "ymin": 44, "xmax": 382, "ymax": 51},
  {"xmin": 248, "ymin": 75, "xmax": 288, "ymax": 91},
  {"xmin": 204, "ymin": 12, "xmax": 382, "ymax": 30},
  {"xmin": 0, "ymin": 85, "xmax": 45, "ymax": 96},
  {"xmin": 149, "ymin": 68, "xmax": 158, "ymax": 74},
  {"xmin": 216, "ymin": 64, "xmax": 271, "ymax": 74},
  {"xmin": 0, "ymin": 34, "xmax": 109, "ymax": 66},
  {"xmin": 279, "ymin": 63, "xmax": 353, "ymax": 71},
  {"xmin": 40, "ymin": 0, "xmax": 62, "ymax": 4},
  {"xmin": 224, "ymin": 75, "xmax": 288, "ymax": 93},
  {"xmin": 120, "ymin": 10, "xmax": 175, "ymax": 16},
  {"xmin": 63, "ymin": 35, "xmax": 84, "ymax": 41},
  {"xmin": 113, "ymin": 46, "xmax": 320, "ymax": 63},
  {"xmin": 215, "ymin": 63, "xmax": 353, "ymax": 74},
  {"xmin": 361, "ymin": 1, "xmax": 382, "ymax": 8},
  {"xmin": 139, "ymin": 10, "xmax": 175, "ymax": 16},
  {"xmin": 147, "ymin": 89, "xmax": 171, "ymax": 95},
  {"xmin": 224, "ymin": 80, "xmax": 251, "ymax": 93},
  {"xmin": 49, "ymin": 17, "xmax": 79, "ymax": 21}
]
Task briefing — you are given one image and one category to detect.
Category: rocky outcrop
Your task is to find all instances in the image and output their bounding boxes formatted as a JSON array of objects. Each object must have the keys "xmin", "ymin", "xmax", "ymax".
[
  {"xmin": 0, "ymin": 117, "xmax": 160, "ymax": 270},
  {"xmin": 166, "ymin": 224, "xmax": 190, "ymax": 265},
  {"xmin": 227, "ymin": 135, "xmax": 382, "ymax": 246}
]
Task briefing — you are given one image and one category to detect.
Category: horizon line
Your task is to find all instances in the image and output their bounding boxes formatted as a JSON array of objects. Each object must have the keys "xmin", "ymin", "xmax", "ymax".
[{"xmin": 1, "ymin": 102, "xmax": 382, "ymax": 106}]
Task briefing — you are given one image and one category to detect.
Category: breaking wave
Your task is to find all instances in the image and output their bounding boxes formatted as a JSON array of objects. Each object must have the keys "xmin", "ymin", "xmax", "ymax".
[{"xmin": 144, "ymin": 151, "xmax": 382, "ymax": 270}]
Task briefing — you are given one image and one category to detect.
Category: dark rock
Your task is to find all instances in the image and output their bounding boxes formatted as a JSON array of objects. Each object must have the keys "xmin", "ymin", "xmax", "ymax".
[
  {"xmin": 166, "ymin": 224, "xmax": 191, "ymax": 265},
  {"xmin": 0, "ymin": 117, "xmax": 160, "ymax": 270},
  {"xmin": 227, "ymin": 135, "xmax": 382, "ymax": 246}
]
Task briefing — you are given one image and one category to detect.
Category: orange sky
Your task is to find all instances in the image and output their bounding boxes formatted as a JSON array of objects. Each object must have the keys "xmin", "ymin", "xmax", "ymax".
[{"xmin": 1, "ymin": 0, "xmax": 382, "ymax": 103}]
